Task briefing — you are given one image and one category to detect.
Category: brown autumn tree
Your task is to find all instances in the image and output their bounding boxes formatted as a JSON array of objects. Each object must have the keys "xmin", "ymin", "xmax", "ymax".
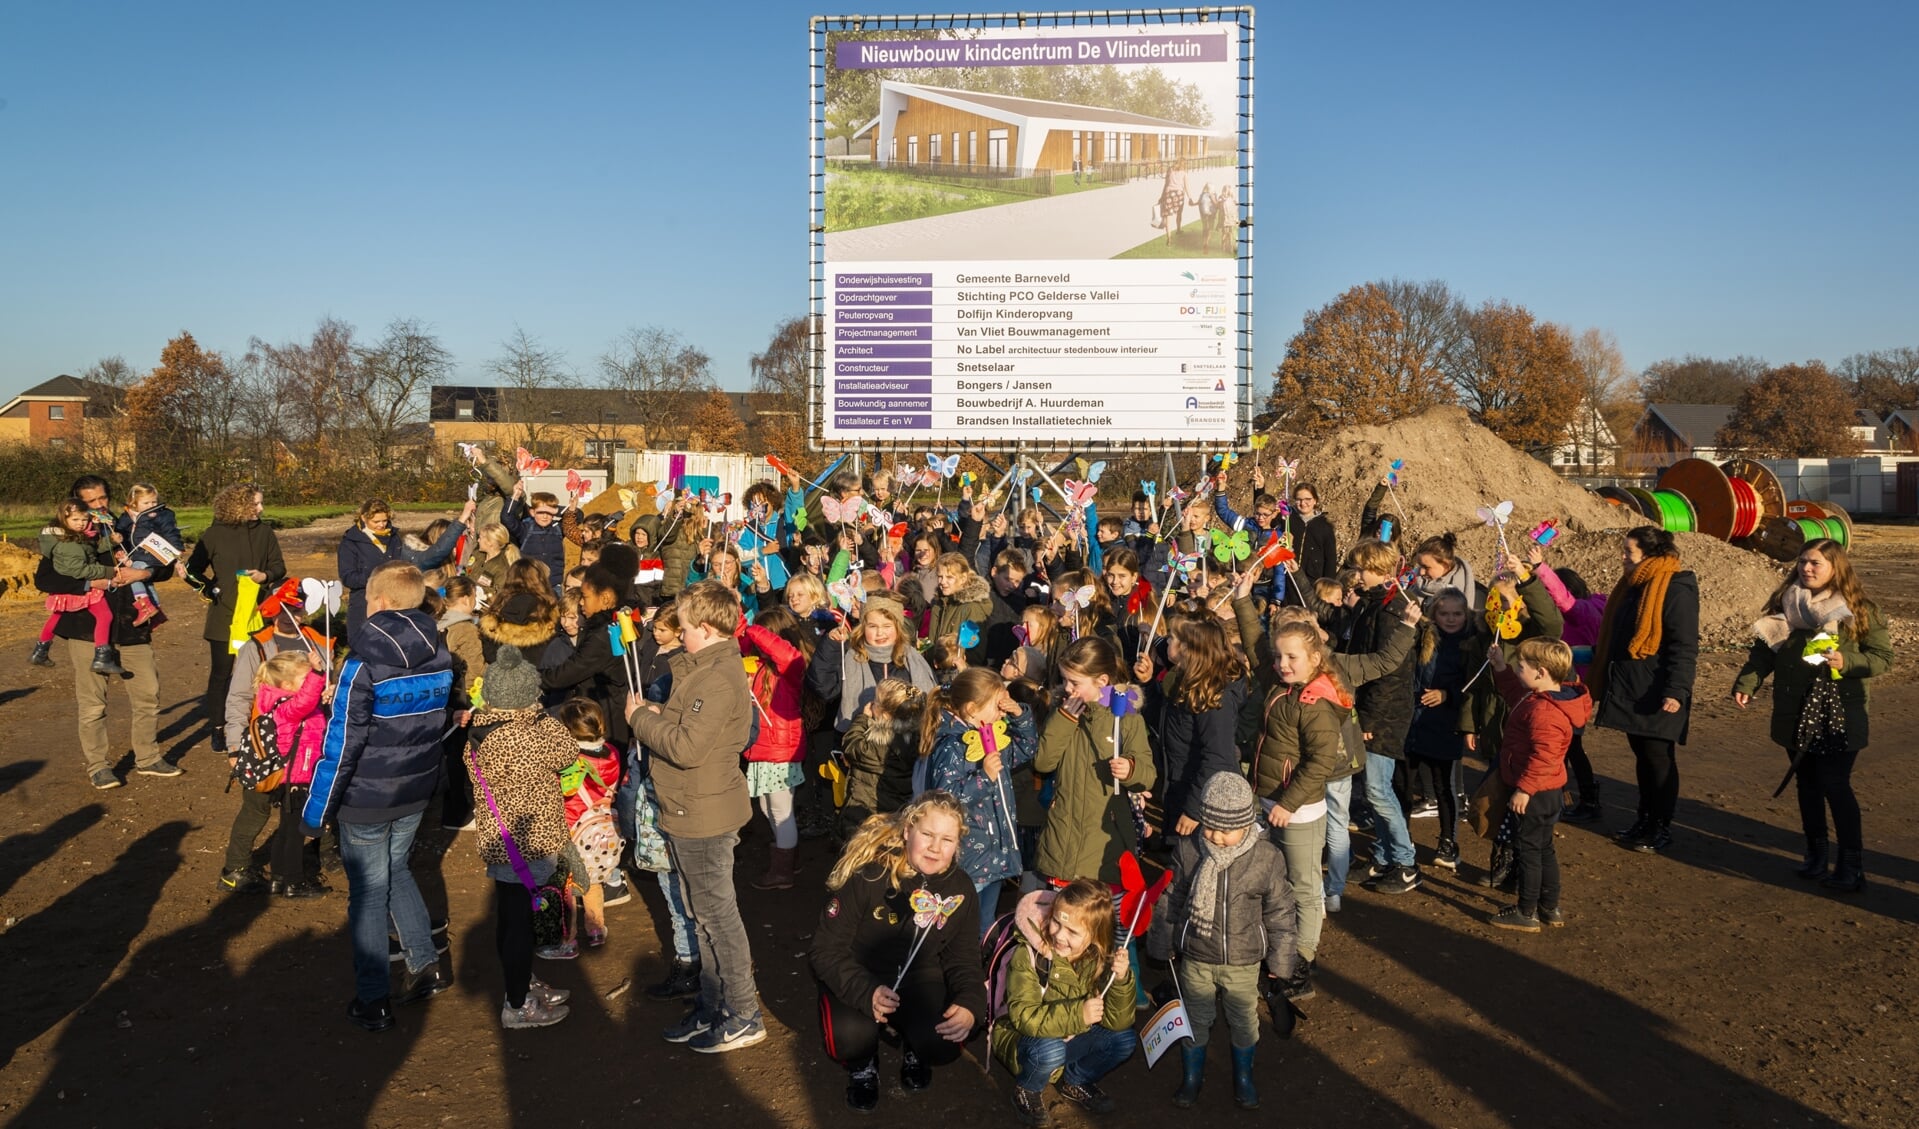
[
  {"xmin": 1265, "ymin": 283, "xmax": 1454, "ymax": 432},
  {"xmin": 1716, "ymin": 362, "xmax": 1863, "ymax": 458},
  {"xmin": 1838, "ymin": 347, "xmax": 1919, "ymax": 416},
  {"xmin": 1639, "ymin": 354, "xmax": 1765, "ymax": 406},
  {"xmin": 1451, "ymin": 302, "xmax": 1582, "ymax": 451},
  {"xmin": 749, "ymin": 314, "xmax": 832, "ymax": 474},
  {"xmin": 123, "ymin": 331, "xmax": 244, "ymax": 498},
  {"xmin": 688, "ymin": 390, "xmax": 746, "ymax": 452}
]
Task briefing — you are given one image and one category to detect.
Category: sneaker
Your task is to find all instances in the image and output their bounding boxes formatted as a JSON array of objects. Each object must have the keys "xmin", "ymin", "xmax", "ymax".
[
  {"xmin": 90, "ymin": 768, "xmax": 123, "ymax": 790},
  {"xmin": 535, "ymin": 940, "xmax": 579, "ymax": 961},
  {"xmin": 501, "ymin": 992, "xmax": 570, "ymax": 1029},
  {"xmin": 396, "ymin": 964, "xmax": 451, "ymax": 1006},
  {"xmin": 135, "ymin": 760, "xmax": 183, "ymax": 778},
  {"xmin": 900, "ymin": 1047, "xmax": 932, "ymax": 1092},
  {"xmin": 1056, "ymin": 1081, "xmax": 1115, "ymax": 1113},
  {"xmin": 219, "ymin": 868, "xmax": 269, "ymax": 895},
  {"xmin": 689, "ymin": 1012, "xmax": 768, "ymax": 1054},
  {"xmin": 388, "ymin": 919, "xmax": 450, "ymax": 964},
  {"xmin": 601, "ymin": 882, "xmax": 633, "ymax": 908},
  {"xmin": 847, "ymin": 1059, "xmax": 881, "ymax": 1111},
  {"xmin": 1324, "ymin": 893, "xmax": 1342, "ymax": 914},
  {"xmin": 441, "ymin": 818, "xmax": 477, "ymax": 832},
  {"xmin": 1434, "ymin": 839, "xmax": 1460, "ymax": 871},
  {"xmin": 1359, "ymin": 861, "xmax": 1393, "ymax": 884},
  {"xmin": 1491, "ymin": 906, "xmax": 1542, "ymax": 933},
  {"xmin": 346, "ymin": 995, "xmax": 394, "ymax": 1032},
  {"xmin": 1012, "ymin": 1087, "xmax": 1053, "ymax": 1127},
  {"xmin": 1364, "ymin": 866, "xmax": 1422, "ymax": 895},
  {"xmin": 1630, "ymin": 823, "xmax": 1673, "ymax": 854},
  {"xmin": 530, "ymin": 975, "xmax": 571, "ymax": 1006},
  {"xmin": 1408, "ymin": 799, "xmax": 1438, "ymax": 819},
  {"xmin": 1538, "ymin": 907, "xmax": 1567, "ymax": 928},
  {"xmin": 662, "ymin": 1005, "xmax": 719, "ymax": 1044},
  {"xmin": 272, "ymin": 879, "xmax": 331, "ymax": 899}
]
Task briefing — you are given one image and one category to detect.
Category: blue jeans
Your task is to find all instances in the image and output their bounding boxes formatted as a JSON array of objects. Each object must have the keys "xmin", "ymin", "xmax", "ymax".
[
  {"xmin": 615, "ymin": 745, "xmax": 641, "ymax": 844},
  {"xmin": 339, "ymin": 812, "xmax": 435, "ymax": 1003},
  {"xmin": 1365, "ymin": 753, "xmax": 1415, "ymax": 868},
  {"xmin": 657, "ymin": 868, "xmax": 698, "ymax": 961},
  {"xmin": 976, "ymin": 879, "xmax": 1003, "ymax": 939},
  {"xmin": 1017, "ymin": 1024, "xmax": 1138, "ymax": 1092},
  {"xmin": 1323, "ymin": 776, "xmax": 1353, "ymax": 897}
]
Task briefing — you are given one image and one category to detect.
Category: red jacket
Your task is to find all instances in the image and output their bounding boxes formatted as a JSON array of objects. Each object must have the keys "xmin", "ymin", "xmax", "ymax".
[
  {"xmin": 740, "ymin": 622, "xmax": 806, "ymax": 764},
  {"xmin": 1493, "ymin": 667, "xmax": 1592, "ymax": 796},
  {"xmin": 563, "ymin": 740, "xmax": 622, "ymax": 827}
]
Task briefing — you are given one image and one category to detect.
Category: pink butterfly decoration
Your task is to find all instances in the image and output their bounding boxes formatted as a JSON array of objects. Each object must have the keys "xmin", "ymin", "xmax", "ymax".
[
  {"xmin": 1060, "ymin": 479, "xmax": 1098, "ymax": 508},
  {"xmin": 515, "ymin": 447, "xmax": 550, "ymax": 476}
]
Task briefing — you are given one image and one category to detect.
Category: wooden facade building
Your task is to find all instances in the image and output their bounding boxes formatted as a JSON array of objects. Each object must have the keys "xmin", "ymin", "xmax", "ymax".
[{"xmin": 862, "ymin": 81, "xmax": 1220, "ymax": 173}]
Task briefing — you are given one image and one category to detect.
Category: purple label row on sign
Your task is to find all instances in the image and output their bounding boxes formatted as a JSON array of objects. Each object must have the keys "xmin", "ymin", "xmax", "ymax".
[
  {"xmin": 835, "ymin": 415, "xmax": 933, "ymax": 429},
  {"xmin": 835, "ymin": 344, "xmax": 933, "ymax": 359},
  {"xmin": 833, "ymin": 364, "xmax": 934, "ymax": 378},
  {"xmin": 834, "ymin": 379, "xmax": 934, "ymax": 392},
  {"xmin": 838, "ymin": 290, "xmax": 933, "ymax": 306},
  {"xmin": 836, "ymin": 308, "xmax": 933, "ymax": 324},
  {"xmin": 839, "ymin": 325, "xmax": 933, "ymax": 341},
  {"xmin": 834, "ymin": 397, "xmax": 934, "ymax": 412},
  {"xmin": 834, "ymin": 273, "xmax": 933, "ymax": 287}
]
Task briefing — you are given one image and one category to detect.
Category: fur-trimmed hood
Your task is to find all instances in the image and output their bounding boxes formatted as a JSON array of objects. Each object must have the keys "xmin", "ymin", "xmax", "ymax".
[
  {"xmin": 939, "ymin": 572, "xmax": 993, "ymax": 608},
  {"xmin": 479, "ymin": 594, "xmax": 560, "ymax": 649}
]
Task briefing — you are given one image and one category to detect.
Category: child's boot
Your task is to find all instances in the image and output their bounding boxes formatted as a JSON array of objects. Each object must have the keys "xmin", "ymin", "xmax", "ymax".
[
  {"xmin": 90, "ymin": 645, "xmax": 126, "ymax": 676},
  {"xmin": 1231, "ymin": 1044, "xmax": 1260, "ymax": 1109},
  {"xmin": 752, "ymin": 846, "xmax": 797, "ymax": 890},
  {"xmin": 29, "ymin": 640, "xmax": 54, "ymax": 666},
  {"xmin": 133, "ymin": 594, "xmax": 158, "ymax": 626},
  {"xmin": 1172, "ymin": 1041, "xmax": 1206, "ymax": 1108}
]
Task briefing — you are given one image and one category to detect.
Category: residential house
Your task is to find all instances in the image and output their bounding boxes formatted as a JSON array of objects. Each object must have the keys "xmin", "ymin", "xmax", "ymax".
[
  {"xmin": 0, "ymin": 375, "xmax": 128, "ymax": 462},
  {"xmin": 1543, "ymin": 397, "xmax": 1622, "ymax": 474},
  {"xmin": 428, "ymin": 386, "xmax": 790, "ymax": 464},
  {"xmin": 1622, "ymin": 404, "xmax": 1736, "ymax": 471}
]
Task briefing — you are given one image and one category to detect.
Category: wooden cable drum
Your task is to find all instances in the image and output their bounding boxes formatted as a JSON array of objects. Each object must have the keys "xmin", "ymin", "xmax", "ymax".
[
  {"xmin": 1622, "ymin": 486, "xmax": 1663, "ymax": 521},
  {"xmin": 1721, "ymin": 458, "xmax": 1787, "ymax": 521},
  {"xmin": 1744, "ymin": 515, "xmax": 1804, "ymax": 562},
  {"xmin": 1595, "ymin": 485, "xmax": 1640, "ymax": 512},
  {"xmin": 1794, "ymin": 516, "xmax": 1849, "ymax": 547},
  {"xmin": 1650, "ymin": 489, "xmax": 1697, "ymax": 533},
  {"xmin": 1819, "ymin": 500, "xmax": 1855, "ymax": 547},
  {"xmin": 1657, "ymin": 457, "xmax": 1736, "ymax": 539}
]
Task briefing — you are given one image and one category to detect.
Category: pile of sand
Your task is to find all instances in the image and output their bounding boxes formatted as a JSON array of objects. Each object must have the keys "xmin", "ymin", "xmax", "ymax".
[
  {"xmin": 0, "ymin": 539, "xmax": 40, "ymax": 601},
  {"xmin": 1240, "ymin": 406, "xmax": 1785, "ymax": 648}
]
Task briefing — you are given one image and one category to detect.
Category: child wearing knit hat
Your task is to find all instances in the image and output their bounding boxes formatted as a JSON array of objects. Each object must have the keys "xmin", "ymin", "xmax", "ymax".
[{"xmin": 1146, "ymin": 772, "xmax": 1297, "ymax": 1112}]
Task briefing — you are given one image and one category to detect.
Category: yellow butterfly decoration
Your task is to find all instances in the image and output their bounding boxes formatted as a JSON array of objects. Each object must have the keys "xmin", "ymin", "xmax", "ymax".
[
  {"xmin": 1485, "ymin": 588, "xmax": 1523, "ymax": 639},
  {"xmin": 962, "ymin": 719, "xmax": 1010, "ymax": 762},
  {"xmin": 1248, "ymin": 434, "xmax": 1270, "ymax": 450}
]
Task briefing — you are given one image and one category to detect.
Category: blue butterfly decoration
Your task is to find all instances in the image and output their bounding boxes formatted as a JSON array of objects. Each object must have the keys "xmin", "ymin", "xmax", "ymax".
[{"xmin": 957, "ymin": 621, "xmax": 980, "ymax": 649}]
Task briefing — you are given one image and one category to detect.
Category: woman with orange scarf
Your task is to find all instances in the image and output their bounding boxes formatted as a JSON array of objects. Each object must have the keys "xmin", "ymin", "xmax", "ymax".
[{"xmin": 1588, "ymin": 527, "xmax": 1699, "ymax": 853}]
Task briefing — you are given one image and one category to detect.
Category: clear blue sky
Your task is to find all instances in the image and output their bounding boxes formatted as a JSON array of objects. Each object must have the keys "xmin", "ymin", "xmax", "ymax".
[{"xmin": 2, "ymin": 1, "xmax": 1914, "ymax": 402}]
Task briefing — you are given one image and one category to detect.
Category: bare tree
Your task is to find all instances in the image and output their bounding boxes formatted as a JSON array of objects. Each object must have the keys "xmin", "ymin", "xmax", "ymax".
[
  {"xmin": 1839, "ymin": 347, "xmax": 1919, "ymax": 417},
  {"xmin": 77, "ymin": 355, "xmax": 139, "ymax": 470},
  {"xmin": 249, "ymin": 317, "xmax": 360, "ymax": 457},
  {"xmin": 1639, "ymin": 354, "xmax": 1766, "ymax": 405},
  {"xmin": 597, "ymin": 326, "xmax": 715, "ymax": 449},
  {"xmin": 356, "ymin": 318, "xmax": 450, "ymax": 470},
  {"xmin": 1569, "ymin": 328, "xmax": 1638, "ymax": 473},
  {"xmin": 488, "ymin": 326, "xmax": 579, "ymax": 456}
]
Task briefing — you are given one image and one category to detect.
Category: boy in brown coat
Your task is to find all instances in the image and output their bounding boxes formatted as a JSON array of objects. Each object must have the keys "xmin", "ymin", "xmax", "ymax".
[{"xmin": 627, "ymin": 580, "xmax": 763, "ymax": 1053}]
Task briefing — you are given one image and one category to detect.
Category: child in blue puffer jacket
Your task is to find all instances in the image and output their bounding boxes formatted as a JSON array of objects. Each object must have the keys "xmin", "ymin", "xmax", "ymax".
[{"xmin": 921, "ymin": 667, "xmax": 1036, "ymax": 934}]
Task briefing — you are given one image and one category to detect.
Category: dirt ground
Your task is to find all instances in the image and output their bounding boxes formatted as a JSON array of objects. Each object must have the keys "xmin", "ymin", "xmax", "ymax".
[{"xmin": 1, "ymin": 515, "xmax": 1915, "ymax": 1129}]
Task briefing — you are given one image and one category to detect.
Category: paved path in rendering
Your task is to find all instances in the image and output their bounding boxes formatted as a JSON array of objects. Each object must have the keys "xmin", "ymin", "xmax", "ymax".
[{"xmin": 824, "ymin": 171, "xmax": 1235, "ymax": 261}]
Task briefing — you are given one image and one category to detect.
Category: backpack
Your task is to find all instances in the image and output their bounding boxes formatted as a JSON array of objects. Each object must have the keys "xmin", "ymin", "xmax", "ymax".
[
  {"xmin": 980, "ymin": 908, "xmax": 1051, "ymax": 1046},
  {"xmin": 233, "ymin": 696, "xmax": 292, "ymax": 793}
]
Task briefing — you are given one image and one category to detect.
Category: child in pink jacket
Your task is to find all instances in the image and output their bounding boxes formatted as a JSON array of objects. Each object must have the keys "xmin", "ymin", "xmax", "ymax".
[
  {"xmin": 740, "ymin": 606, "xmax": 810, "ymax": 891},
  {"xmin": 253, "ymin": 650, "xmax": 330, "ymax": 897},
  {"xmin": 1526, "ymin": 542, "xmax": 1604, "ymax": 822}
]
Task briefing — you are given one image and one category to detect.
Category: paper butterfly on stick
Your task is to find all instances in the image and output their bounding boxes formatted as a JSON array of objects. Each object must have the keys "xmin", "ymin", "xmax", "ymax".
[
  {"xmin": 1074, "ymin": 458, "xmax": 1108, "ymax": 484},
  {"xmin": 565, "ymin": 469, "xmax": 585, "ymax": 496},
  {"xmin": 748, "ymin": 499, "xmax": 771, "ymax": 524},
  {"xmin": 457, "ymin": 442, "xmax": 487, "ymax": 468},
  {"xmin": 1478, "ymin": 500, "xmax": 1515, "ymax": 528},
  {"xmin": 957, "ymin": 621, "xmax": 980, "ymax": 650},
  {"xmin": 1213, "ymin": 451, "xmax": 1239, "ymax": 472},
  {"xmin": 1060, "ymin": 479, "xmax": 1097, "ymax": 508},
  {"xmin": 1213, "ymin": 527, "xmax": 1252, "ymax": 564},
  {"xmin": 1061, "ymin": 584, "xmax": 1096, "ymax": 610},
  {"xmin": 820, "ymin": 495, "xmax": 866, "ymax": 524},
  {"xmin": 927, "ymin": 452, "xmax": 961, "ymax": 479},
  {"xmin": 1171, "ymin": 550, "xmax": 1202, "ymax": 578},
  {"xmin": 1099, "ymin": 684, "xmax": 1143, "ymax": 717},
  {"xmin": 959, "ymin": 471, "xmax": 977, "ymax": 491},
  {"xmin": 1011, "ymin": 467, "xmax": 1034, "ymax": 487},
  {"xmin": 908, "ymin": 889, "xmax": 965, "ymax": 930},
  {"xmin": 1248, "ymin": 435, "xmax": 1270, "ymax": 451},
  {"xmin": 1141, "ymin": 481, "xmax": 1157, "ymax": 498},
  {"xmin": 1275, "ymin": 457, "xmax": 1300, "ymax": 479},
  {"xmin": 699, "ymin": 490, "xmax": 732, "ymax": 522},
  {"xmin": 1388, "ymin": 458, "xmax": 1406, "ymax": 487},
  {"xmin": 827, "ymin": 573, "xmax": 863, "ymax": 612},
  {"xmin": 1165, "ymin": 484, "xmax": 1190, "ymax": 506},
  {"xmin": 1029, "ymin": 486, "xmax": 1043, "ymax": 505},
  {"xmin": 962, "ymin": 719, "xmax": 1009, "ymax": 762},
  {"xmin": 1253, "ymin": 533, "xmax": 1295, "ymax": 569},
  {"xmin": 918, "ymin": 468, "xmax": 943, "ymax": 488},
  {"xmin": 895, "ymin": 462, "xmax": 919, "ymax": 488},
  {"xmin": 867, "ymin": 506, "xmax": 892, "ymax": 528},
  {"xmin": 515, "ymin": 447, "xmax": 550, "ymax": 476},
  {"xmin": 765, "ymin": 453, "xmax": 797, "ymax": 481}
]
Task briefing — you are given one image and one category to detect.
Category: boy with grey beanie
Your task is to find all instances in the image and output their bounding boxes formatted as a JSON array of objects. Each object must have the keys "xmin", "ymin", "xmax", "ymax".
[{"xmin": 1146, "ymin": 772, "xmax": 1296, "ymax": 1111}]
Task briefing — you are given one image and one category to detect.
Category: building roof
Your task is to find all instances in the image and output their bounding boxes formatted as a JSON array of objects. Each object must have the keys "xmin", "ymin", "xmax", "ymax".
[
  {"xmin": 887, "ymin": 81, "xmax": 1216, "ymax": 134},
  {"xmin": 1642, "ymin": 403, "xmax": 1735, "ymax": 447},
  {"xmin": 0, "ymin": 374, "xmax": 125, "ymax": 417}
]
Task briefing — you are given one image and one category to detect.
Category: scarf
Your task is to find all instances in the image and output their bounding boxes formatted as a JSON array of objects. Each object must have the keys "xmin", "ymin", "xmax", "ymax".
[
  {"xmin": 1588, "ymin": 555, "xmax": 1682, "ymax": 701},
  {"xmin": 1190, "ymin": 824, "xmax": 1262, "ymax": 942},
  {"xmin": 1753, "ymin": 585, "xmax": 1853, "ymax": 652}
]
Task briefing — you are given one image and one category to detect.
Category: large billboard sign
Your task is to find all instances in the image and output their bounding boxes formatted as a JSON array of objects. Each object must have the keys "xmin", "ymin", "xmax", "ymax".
[{"xmin": 810, "ymin": 10, "xmax": 1254, "ymax": 451}]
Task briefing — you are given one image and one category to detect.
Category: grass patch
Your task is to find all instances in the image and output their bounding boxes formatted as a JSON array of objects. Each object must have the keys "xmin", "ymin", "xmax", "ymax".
[
  {"xmin": 0, "ymin": 502, "xmax": 451, "ymax": 543},
  {"xmin": 1111, "ymin": 218, "xmax": 1236, "ymax": 260},
  {"xmin": 826, "ymin": 175, "xmax": 1031, "ymax": 232}
]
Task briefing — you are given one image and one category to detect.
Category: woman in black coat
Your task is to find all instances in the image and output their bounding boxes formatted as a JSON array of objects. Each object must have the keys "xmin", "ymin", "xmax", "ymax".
[
  {"xmin": 1588, "ymin": 527, "xmax": 1699, "ymax": 854},
  {"xmin": 1136, "ymin": 616, "xmax": 1247, "ymax": 839},
  {"xmin": 183, "ymin": 483, "xmax": 286, "ymax": 757},
  {"xmin": 810, "ymin": 792, "xmax": 986, "ymax": 1112},
  {"xmin": 1251, "ymin": 467, "xmax": 1338, "ymax": 584}
]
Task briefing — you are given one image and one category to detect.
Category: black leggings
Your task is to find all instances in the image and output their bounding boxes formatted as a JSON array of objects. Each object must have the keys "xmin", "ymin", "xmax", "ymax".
[
  {"xmin": 441, "ymin": 729, "xmax": 473, "ymax": 827},
  {"xmin": 206, "ymin": 640, "xmax": 236, "ymax": 752},
  {"xmin": 1566, "ymin": 731, "xmax": 1597, "ymax": 800},
  {"xmin": 495, "ymin": 880, "xmax": 534, "ymax": 1009},
  {"xmin": 1409, "ymin": 755, "xmax": 1459, "ymax": 838},
  {"xmin": 1628, "ymin": 735, "xmax": 1679, "ymax": 823},
  {"xmin": 818, "ymin": 972, "xmax": 966, "ymax": 1070},
  {"xmin": 1794, "ymin": 746, "xmax": 1862, "ymax": 850}
]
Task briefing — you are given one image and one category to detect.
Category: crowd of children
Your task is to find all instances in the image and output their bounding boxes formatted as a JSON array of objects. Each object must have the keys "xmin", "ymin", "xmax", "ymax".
[{"xmin": 50, "ymin": 450, "xmax": 1890, "ymax": 1120}]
